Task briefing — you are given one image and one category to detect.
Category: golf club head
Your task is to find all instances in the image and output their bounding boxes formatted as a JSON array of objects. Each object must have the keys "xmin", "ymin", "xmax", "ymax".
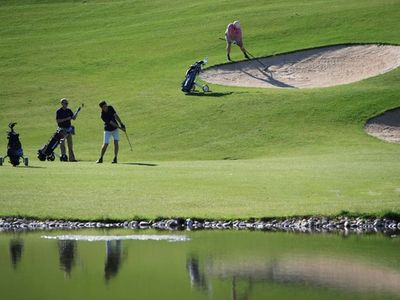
[{"xmin": 8, "ymin": 122, "xmax": 17, "ymax": 130}]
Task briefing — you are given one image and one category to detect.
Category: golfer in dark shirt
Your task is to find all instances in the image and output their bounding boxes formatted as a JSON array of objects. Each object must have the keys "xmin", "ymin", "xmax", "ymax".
[
  {"xmin": 56, "ymin": 98, "xmax": 77, "ymax": 162},
  {"xmin": 96, "ymin": 100, "xmax": 126, "ymax": 164}
]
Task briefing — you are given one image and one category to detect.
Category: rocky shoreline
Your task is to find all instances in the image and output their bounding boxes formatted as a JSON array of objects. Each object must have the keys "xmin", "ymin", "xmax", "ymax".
[{"xmin": 1, "ymin": 216, "xmax": 400, "ymax": 234}]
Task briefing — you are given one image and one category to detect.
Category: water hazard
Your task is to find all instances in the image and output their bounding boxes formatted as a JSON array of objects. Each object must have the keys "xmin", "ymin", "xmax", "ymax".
[{"xmin": 1, "ymin": 229, "xmax": 400, "ymax": 300}]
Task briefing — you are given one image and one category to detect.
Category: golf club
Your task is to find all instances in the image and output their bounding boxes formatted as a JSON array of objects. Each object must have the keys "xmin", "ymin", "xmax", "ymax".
[
  {"xmin": 244, "ymin": 50, "xmax": 269, "ymax": 70},
  {"xmin": 73, "ymin": 103, "xmax": 84, "ymax": 119},
  {"xmin": 123, "ymin": 130, "xmax": 133, "ymax": 151},
  {"xmin": 219, "ymin": 37, "xmax": 268, "ymax": 70}
]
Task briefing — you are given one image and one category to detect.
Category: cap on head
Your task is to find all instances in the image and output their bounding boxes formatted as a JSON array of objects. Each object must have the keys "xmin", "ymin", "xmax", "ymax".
[
  {"xmin": 233, "ymin": 20, "xmax": 241, "ymax": 28},
  {"xmin": 60, "ymin": 98, "xmax": 68, "ymax": 105},
  {"xmin": 99, "ymin": 100, "xmax": 107, "ymax": 108}
]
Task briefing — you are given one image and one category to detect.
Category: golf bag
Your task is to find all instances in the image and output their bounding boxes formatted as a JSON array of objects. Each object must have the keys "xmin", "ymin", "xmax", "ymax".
[
  {"xmin": 37, "ymin": 127, "xmax": 69, "ymax": 161},
  {"xmin": 3, "ymin": 123, "xmax": 28, "ymax": 167},
  {"xmin": 181, "ymin": 58, "xmax": 209, "ymax": 93}
]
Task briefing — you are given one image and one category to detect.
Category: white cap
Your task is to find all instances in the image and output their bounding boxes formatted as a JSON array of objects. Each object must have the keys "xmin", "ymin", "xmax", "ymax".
[
  {"xmin": 233, "ymin": 20, "xmax": 241, "ymax": 28},
  {"xmin": 60, "ymin": 98, "xmax": 68, "ymax": 104}
]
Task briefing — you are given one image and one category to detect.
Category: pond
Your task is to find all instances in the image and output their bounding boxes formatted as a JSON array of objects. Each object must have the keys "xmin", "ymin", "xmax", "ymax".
[{"xmin": 1, "ymin": 229, "xmax": 400, "ymax": 300}]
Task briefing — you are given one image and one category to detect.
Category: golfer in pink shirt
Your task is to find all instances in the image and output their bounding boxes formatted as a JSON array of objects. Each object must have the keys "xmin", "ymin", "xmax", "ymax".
[{"xmin": 225, "ymin": 21, "xmax": 250, "ymax": 61}]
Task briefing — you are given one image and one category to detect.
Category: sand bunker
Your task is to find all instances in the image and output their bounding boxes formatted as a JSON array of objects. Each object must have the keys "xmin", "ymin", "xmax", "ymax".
[
  {"xmin": 200, "ymin": 44, "xmax": 400, "ymax": 88},
  {"xmin": 365, "ymin": 108, "xmax": 400, "ymax": 143}
]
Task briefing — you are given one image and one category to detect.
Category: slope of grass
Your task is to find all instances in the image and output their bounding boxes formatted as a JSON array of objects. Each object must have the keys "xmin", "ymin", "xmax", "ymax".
[{"xmin": 0, "ymin": 0, "xmax": 399, "ymax": 219}]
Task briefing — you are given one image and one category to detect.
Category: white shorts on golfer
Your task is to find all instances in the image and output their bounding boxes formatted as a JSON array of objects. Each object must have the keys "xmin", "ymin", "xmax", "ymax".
[{"xmin": 104, "ymin": 129, "xmax": 120, "ymax": 144}]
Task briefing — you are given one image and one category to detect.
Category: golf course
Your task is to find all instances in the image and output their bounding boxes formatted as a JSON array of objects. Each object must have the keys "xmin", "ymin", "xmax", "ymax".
[{"xmin": 0, "ymin": 0, "xmax": 399, "ymax": 220}]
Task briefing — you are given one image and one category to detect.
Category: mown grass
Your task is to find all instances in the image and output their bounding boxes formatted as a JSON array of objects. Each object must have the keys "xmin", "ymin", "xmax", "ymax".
[{"xmin": 0, "ymin": 0, "xmax": 399, "ymax": 219}]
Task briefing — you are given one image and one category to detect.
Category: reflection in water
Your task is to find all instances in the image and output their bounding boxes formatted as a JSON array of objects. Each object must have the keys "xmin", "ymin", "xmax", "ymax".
[
  {"xmin": 105, "ymin": 240, "xmax": 122, "ymax": 282},
  {"xmin": 2, "ymin": 231, "xmax": 400, "ymax": 300},
  {"xmin": 231, "ymin": 277, "xmax": 252, "ymax": 300},
  {"xmin": 186, "ymin": 255, "xmax": 207, "ymax": 290},
  {"xmin": 58, "ymin": 240, "xmax": 77, "ymax": 277},
  {"xmin": 9, "ymin": 238, "xmax": 24, "ymax": 269},
  {"xmin": 202, "ymin": 256, "xmax": 400, "ymax": 296}
]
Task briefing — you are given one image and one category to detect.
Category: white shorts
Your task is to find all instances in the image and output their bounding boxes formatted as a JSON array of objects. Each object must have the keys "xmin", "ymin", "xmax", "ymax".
[{"xmin": 104, "ymin": 129, "xmax": 120, "ymax": 144}]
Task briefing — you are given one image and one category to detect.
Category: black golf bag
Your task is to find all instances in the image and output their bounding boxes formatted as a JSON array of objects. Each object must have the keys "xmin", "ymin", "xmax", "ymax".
[
  {"xmin": 37, "ymin": 127, "xmax": 67, "ymax": 161},
  {"xmin": 2, "ymin": 123, "xmax": 28, "ymax": 167},
  {"xmin": 181, "ymin": 58, "xmax": 209, "ymax": 93}
]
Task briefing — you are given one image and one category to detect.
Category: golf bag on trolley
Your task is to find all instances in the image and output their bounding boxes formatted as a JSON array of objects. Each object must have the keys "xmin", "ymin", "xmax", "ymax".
[
  {"xmin": 0, "ymin": 123, "xmax": 28, "ymax": 167},
  {"xmin": 181, "ymin": 58, "xmax": 209, "ymax": 94},
  {"xmin": 37, "ymin": 127, "xmax": 71, "ymax": 161}
]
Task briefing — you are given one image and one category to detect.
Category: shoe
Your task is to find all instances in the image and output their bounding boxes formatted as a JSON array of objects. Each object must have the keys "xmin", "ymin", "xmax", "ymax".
[
  {"xmin": 60, "ymin": 154, "xmax": 68, "ymax": 162},
  {"xmin": 69, "ymin": 159, "xmax": 78, "ymax": 162},
  {"xmin": 96, "ymin": 157, "xmax": 103, "ymax": 163},
  {"xmin": 227, "ymin": 54, "xmax": 231, "ymax": 62},
  {"xmin": 244, "ymin": 53, "xmax": 250, "ymax": 59},
  {"xmin": 112, "ymin": 157, "xmax": 117, "ymax": 164}
]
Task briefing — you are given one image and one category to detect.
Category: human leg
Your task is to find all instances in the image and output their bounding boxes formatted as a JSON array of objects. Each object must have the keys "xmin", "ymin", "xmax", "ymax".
[
  {"xmin": 241, "ymin": 46, "xmax": 250, "ymax": 59},
  {"xmin": 112, "ymin": 140, "xmax": 119, "ymax": 163},
  {"xmin": 66, "ymin": 134, "xmax": 76, "ymax": 161},
  {"xmin": 236, "ymin": 39, "xmax": 249, "ymax": 59},
  {"xmin": 96, "ymin": 144, "xmax": 108, "ymax": 163},
  {"xmin": 112, "ymin": 129, "xmax": 120, "ymax": 163},
  {"xmin": 226, "ymin": 41, "xmax": 232, "ymax": 61},
  {"xmin": 97, "ymin": 131, "xmax": 111, "ymax": 163}
]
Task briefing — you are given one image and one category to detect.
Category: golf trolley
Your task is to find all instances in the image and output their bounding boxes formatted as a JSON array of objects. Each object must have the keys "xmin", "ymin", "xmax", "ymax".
[
  {"xmin": 181, "ymin": 57, "xmax": 210, "ymax": 94},
  {"xmin": 0, "ymin": 123, "xmax": 28, "ymax": 167},
  {"xmin": 37, "ymin": 127, "xmax": 72, "ymax": 161}
]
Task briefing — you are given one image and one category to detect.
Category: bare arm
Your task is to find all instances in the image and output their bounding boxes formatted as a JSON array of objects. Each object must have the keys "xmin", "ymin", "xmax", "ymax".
[
  {"xmin": 56, "ymin": 116, "xmax": 72, "ymax": 125},
  {"xmin": 113, "ymin": 113, "xmax": 126, "ymax": 131},
  {"xmin": 114, "ymin": 113, "xmax": 123, "ymax": 126},
  {"xmin": 109, "ymin": 120, "xmax": 120, "ymax": 129}
]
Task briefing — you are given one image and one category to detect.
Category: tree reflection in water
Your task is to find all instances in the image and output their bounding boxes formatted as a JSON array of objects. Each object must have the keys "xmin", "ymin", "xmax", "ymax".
[
  {"xmin": 58, "ymin": 240, "xmax": 76, "ymax": 278},
  {"xmin": 9, "ymin": 238, "xmax": 24, "ymax": 269}
]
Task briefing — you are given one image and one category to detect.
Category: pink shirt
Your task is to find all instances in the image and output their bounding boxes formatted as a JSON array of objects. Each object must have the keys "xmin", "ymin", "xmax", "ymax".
[{"xmin": 225, "ymin": 23, "xmax": 243, "ymax": 45}]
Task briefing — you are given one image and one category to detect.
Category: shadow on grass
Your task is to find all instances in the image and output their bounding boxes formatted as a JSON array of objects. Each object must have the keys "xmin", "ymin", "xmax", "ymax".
[
  {"xmin": 185, "ymin": 92, "xmax": 234, "ymax": 97},
  {"xmin": 2, "ymin": 165, "xmax": 46, "ymax": 169},
  {"xmin": 121, "ymin": 162, "xmax": 158, "ymax": 167},
  {"xmin": 25, "ymin": 165, "xmax": 46, "ymax": 169}
]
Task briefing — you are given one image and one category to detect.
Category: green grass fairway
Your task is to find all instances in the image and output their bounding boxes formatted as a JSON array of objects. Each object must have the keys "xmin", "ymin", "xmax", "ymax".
[{"xmin": 0, "ymin": 0, "xmax": 399, "ymax": 220}]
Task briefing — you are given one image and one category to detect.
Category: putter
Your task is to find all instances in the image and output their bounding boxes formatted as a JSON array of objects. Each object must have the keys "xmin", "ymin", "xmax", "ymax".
[{"xmin": 124, "ymin": 130, "xmax": 133, "ymax": 151}]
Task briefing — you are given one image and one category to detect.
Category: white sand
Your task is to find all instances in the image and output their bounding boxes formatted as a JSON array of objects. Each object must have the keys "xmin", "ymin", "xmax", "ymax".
[
  {"xmin": 200, "ymin": 44, "xmax": 400, "ymax": 88},
  {"xmin": 365, "ymin": 108, "xmax": 400, "ymax": 143}
]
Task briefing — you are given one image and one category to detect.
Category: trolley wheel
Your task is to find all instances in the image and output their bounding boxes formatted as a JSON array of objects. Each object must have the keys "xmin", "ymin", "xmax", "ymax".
[
  {"xmin": 48, "ymin": 153, "xmax": 55, "ymax": 161},
  {"xmin": 24, "ymin": 157, "xmax": 29, "ymax": 167},
  {"xmin": 202, "ymin": 85, "xmax": 209, "ymax": 92},
  {"xmin": 37, "ymin": 152, "xmax": 46, "ymax": 161},
  {"xmin": 10, "ymin": 156, "xmax": 20, "ymax": 167}
]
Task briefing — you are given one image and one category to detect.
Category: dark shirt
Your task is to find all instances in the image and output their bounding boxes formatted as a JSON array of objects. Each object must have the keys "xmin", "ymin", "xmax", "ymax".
[
  {"xmin": 56, "ymin": 108, "xmax": 73, "ymax": 128},
  {"xmin": 101, "ymin": 106, "xmax": 118, "ymax": 131}
]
